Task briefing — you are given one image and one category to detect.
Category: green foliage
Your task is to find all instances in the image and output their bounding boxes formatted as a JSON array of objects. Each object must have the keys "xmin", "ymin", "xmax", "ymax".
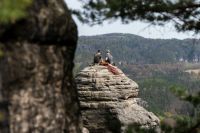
[
  {"xmin": 76, "ymin": 34, "xmax": 200, "ymax": 115},
  {"xmin": 170, "ymin": 86, "xmax": 189, "ymax": 100},
  {"xmin": 161, "ymin": 87, "xmax": 200, "ymax": 133},
  {"xmin": 76, "ymin": 33, "xmax": 200, "ymax": 72},
  {"xmin": 126, "ymin": 88, "xmax": 200, "ymax": 133},
  {"xmin": 75, "ymin": 0, "xmax": 200, "ymax": 131},
  {"xmin": 78, "ymin": 0, "xmax": 200, "ymax": 32},
  {"xmin": 0, "ymin": 0, "xmax": 32, "ymax": 23},
  {"xmin": 139, "ymin": 78, "xmax": 176, "ymax": 115},
  {"xmin": 76, "ymin": 34, "xmax": 200, "ymax": 132},
  {"xmin": 171, "ymin": 86, "xmax": 200, "ymax": 107},
  {"xmin": 160, "ymin": 115, "xmax": 193, "ymax": 133}
]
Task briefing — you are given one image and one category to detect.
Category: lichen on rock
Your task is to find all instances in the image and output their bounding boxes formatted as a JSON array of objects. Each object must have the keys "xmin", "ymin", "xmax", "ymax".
[{"xmin": 76, "ymin": 65, "xmax": 160, "ymax": 133}]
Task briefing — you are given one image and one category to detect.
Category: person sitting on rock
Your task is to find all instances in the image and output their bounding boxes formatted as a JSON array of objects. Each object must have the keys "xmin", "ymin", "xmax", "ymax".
[
  {"xmin": 105, "ymin": 50, "xmax": 113, "ymax": 64},
  {"xmin": 93, "ymin": 50, "xmax": 102, "ymax": 64}
]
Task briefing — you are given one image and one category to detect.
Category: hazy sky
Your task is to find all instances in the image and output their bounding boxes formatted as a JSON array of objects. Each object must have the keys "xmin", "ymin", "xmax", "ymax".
[{"xmin": 65, "ymin": 0, "xmax": 200, "ymax": 39}]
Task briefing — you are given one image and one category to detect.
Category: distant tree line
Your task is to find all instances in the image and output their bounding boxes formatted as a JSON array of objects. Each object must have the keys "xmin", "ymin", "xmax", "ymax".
[{"xmin": 75, "ymin": 33, "xmax": 200, "ymax": 70}]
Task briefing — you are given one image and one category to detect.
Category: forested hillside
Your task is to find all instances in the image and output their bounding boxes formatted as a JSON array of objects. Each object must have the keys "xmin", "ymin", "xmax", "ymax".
[
  {"xmin": 75, "ymin": 33, "xmax": 200, "ymax": 68},
  {"xmin": 75, "ymin": 33, "xmax": 200, "ymax": 116}
]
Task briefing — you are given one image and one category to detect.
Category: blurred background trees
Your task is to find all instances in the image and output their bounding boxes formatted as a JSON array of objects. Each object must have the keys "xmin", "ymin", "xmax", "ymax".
[
  {"xmin": 0, "ymin": 0, "xmax": 200, "ymax": 132},
  {"xmin": 76, "ymin": 0, "xmax": 200, "ymax": 33},
  {"xmin": 74, "ymin": 0, "xmax": 200, "ymax": 132},
  {"xmin": 0, "ymin": 0, "xmax": 32, "ymax": 23}
]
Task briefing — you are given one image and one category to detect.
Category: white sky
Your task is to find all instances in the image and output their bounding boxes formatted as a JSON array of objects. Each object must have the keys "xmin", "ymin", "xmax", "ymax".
[{"xmin": 65, "ymin": 0, "xmax": 200, "ymax": 39}]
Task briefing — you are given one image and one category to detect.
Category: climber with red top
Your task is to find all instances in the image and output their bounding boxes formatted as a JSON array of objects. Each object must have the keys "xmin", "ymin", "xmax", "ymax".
[{"xmin": 96, "ymin": 50, "xmax": 119, "ymax": 75}]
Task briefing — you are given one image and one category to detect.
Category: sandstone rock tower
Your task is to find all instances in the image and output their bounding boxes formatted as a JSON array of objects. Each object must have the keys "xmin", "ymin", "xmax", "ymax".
[{"xmin": 76, "ymin": 65, "xmax": 160, "ymax": 133}]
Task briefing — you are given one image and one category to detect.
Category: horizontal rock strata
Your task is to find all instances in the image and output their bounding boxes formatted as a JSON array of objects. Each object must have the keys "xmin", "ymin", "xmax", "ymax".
[{"xmin": 76, "ymin": 65, "xmax": 160, "ymax": 133}]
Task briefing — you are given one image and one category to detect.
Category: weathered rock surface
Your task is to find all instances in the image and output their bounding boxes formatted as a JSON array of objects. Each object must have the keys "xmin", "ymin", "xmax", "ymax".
[
  {"xmin": 76, "ymin": 65, "xmax": 160, "ymax": 133},
  {"xmin": 0, "ymin": 0, "xmax": 81, "ymax": 133}
]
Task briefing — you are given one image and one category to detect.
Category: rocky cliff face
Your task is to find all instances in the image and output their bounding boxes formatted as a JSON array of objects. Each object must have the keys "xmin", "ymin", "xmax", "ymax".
[
  {"xmin": 76, "ymin": 65, "xmax": 160, "ymax": 133},
  {"xmin": 0, "ymin": 0, "xmax": 81, "ymax": 133}
]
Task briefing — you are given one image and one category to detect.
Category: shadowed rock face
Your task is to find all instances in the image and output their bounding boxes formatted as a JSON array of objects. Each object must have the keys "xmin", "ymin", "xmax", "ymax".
[
  {"xmin": 0, "ymin": 0, "xmax": 77, "ymax": 44},
  {"xmin": 76, "ymin": 65, "xmax": 160, "ymax": 133},
  {"xmin": 0, "ymin": 0, "xmax": 81, "ymax": 133}
]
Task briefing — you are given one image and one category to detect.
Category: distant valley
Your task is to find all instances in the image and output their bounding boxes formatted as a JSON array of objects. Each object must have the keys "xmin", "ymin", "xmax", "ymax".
[
  {"xmin": 75, "ymin": 33, "xmax": 200, "ymax": 68},
  {"xmin": 75, "ymin": 33, "xmax": 200, "ymax": 115}
]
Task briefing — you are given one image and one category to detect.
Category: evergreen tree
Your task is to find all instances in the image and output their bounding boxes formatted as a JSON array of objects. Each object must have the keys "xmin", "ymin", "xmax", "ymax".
[
  {"xmin": 76, "ymin": 0, "xmax": 200, "ymax": 33},
  {"xmin": 75, "ymin": 1, "xmax": 200, "ymax": 132}
]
